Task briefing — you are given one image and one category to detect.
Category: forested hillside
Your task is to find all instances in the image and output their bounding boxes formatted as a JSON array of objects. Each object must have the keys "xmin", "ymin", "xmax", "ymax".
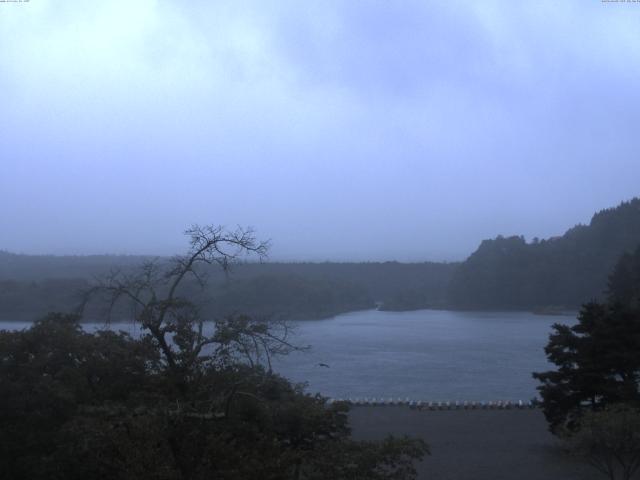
[
  {"xmin": 2, "ymin": 198, "xmax": 639, "ymax": 319},
  {"xmin": 447, "ymin": 198, "xmax": 640, "ymax": 309},
  {"xmin": 0, "ymin": 253, "xmax": 455, "ymax": 321}
]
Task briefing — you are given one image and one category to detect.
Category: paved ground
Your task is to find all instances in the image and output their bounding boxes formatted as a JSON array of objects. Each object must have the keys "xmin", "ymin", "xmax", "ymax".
[{"xmin": 348, "ymin": 407, "xmax": 606, "ymax": 480}]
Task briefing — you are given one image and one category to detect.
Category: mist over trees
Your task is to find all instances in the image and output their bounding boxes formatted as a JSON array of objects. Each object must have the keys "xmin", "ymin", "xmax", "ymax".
[
  {"xmin": 0, "ymin": 255, "xmax": 455, "ymax": 322},
  {"xmin": 1, "ymin": 198, "xmax": 640, "ymax": 321},
  {"xmin": 448, "ymin": 198, "xmax": 640, "ymax": 310}
]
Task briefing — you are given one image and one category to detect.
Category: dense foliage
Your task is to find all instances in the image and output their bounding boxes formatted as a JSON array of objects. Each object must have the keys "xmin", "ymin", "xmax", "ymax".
[
  {"xmin": 533, "ymin": 245, "xmax": 640, "ymax": 433},
  {"xmin": 0, "ymin": 225, "xmax": 427, "ymax": 479},
  {"xmin": 0, "ymin": 278, "xmax": 88, "ymax": 320},
  {"xmin": 0, "ymin": 254, "xmax": 455, "ymax": 321},
  {"xmin": 0, "ymin": 314, "xmax": 427, "ymax": 480},
  {"xmin": 448, "ymin": 198, "xmax": 640, "ymax": 309},
  {"xmin": 208, "ymin": 274, "xmax": 372, "ymax": 320}
]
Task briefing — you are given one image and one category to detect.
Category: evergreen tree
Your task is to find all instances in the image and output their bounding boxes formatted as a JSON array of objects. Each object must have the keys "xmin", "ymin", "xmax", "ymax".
[
  {"xmin": 533, "ymin": 246, "xmax": 640, "ymax": 433},
  {"xmin": 449, "ymin": 198, "xmax": 640, "ymax": 309}
]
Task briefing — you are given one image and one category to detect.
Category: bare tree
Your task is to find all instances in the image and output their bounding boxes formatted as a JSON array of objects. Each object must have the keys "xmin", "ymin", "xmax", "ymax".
[{"xmin": 81, "ymin": 225, "xmax": 302, "ymax": 389}]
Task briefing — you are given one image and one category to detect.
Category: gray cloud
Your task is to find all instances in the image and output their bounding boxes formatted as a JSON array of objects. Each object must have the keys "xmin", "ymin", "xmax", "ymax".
[{"xmin": 1, "ymin": 1, "xmax": 639, "ymax": 261}]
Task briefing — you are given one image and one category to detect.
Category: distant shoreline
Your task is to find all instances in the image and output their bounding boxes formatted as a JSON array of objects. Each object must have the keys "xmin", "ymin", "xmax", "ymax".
[
  {"xmin": 379, "ymin": 305, "xmax": 578, "ymax": 318},
  {"xmin": 0, "ymin": 306, "xmax": 579, "ymax": 323}
]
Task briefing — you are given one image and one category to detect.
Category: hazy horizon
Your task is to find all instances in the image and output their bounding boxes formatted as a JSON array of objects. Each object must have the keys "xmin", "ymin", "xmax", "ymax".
[
  {"xmin": 2, "ymin": 1, "xmax": 640, "ymax": 261},
  {"xmin": 0, "ymin": 197, "xmax": 634, "ymax": 263}
]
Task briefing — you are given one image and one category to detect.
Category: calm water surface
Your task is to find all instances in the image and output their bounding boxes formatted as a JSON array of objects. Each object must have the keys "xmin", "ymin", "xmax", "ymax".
[
  {"xmin": 2, "ymin": 309, "xmax": 575, "ymax": 401},
  {"xmin": 273, "ymin": 309, "xmax": 575, "ymax": 401}
]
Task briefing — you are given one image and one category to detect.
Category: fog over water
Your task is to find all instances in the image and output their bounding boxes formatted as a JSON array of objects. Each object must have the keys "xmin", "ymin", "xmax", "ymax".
[{"xmin": 2, "ymin": 1, "xmax": 640, "ymax": 261}]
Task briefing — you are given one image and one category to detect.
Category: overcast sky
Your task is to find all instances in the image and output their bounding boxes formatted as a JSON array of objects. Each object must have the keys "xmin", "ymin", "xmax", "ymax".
[{"xmin": 1, "ymin": 1, "xmax": 639, "ymax": 261}]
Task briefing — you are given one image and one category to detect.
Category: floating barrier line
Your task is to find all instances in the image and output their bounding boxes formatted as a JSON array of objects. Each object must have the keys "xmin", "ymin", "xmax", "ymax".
[{"xmin": 325, "ymin": 398, "xmax": 538, "ymax": 410}]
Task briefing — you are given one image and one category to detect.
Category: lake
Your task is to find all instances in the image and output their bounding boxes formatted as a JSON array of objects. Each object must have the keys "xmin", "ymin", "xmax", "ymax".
[
  {"xmin": 1, "ymin": 309, "xmax": 575, "ymax": 402},
  {"xmin": 274, "ymin": 309, "xmax": 575, "ymax": 401}
]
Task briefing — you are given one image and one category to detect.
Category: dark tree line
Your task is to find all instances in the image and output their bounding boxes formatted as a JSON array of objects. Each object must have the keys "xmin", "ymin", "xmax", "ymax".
[
  {"xmin": 2, "ymin": 198, "xmax": 639, "ymax": 319},
  {"xmin": 533, "ymin": 245, "xmax": 640, "ymax": 479},
  {"xmin": 533, "ymin": 244, "xmax": 640, "ymax": 429},
  {"xmin": 0, "ymin": 225, "xmax": 428, "ymax": 480},
  {"xmin": 0, "ymin": 253, "xmax": 455, "ymax": 321},
  {"xmin": 448, "ymin": 198, "xmax": 640, "ymax": 310}
]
